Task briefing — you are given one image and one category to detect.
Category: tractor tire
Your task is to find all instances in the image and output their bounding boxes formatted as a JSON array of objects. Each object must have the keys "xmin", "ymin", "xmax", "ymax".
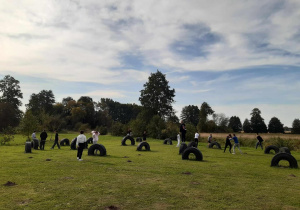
[
  {"xmin": 187, "ymin": 141, "xmax": 197, "ymax": 148},
  {"xmin": 121, "ymin": 136, "xmax": 135, "ymax": 146},
  {"xmin": 182, "ymin": 147, "xmax": 203, "ymax": 161},
  {"xmin": 264, "ymin": 145, "xmax": 279, "ymax": 154},
  {"xmin": 88, "ymin": 144, "xmax": 107, "ymax": 156},
  {"xmin": 60, "ymin": 138, "xmax": 70, "ymax": 146},
  {"xmin": 70, "ymin": 138, "xmax": 77, "ymax": 150},
  {"xmin": 137, "ymin": 142, "xmax": 150, "ymax": 151},
  {"xmin": 25, "ymin": 142, "xmax": 32, "ymax": 153},
  {"xmin": 179, "ymin": 143, "xmax": 187, "ymax": 155},
  {"xmin": 271, "ymin": 153, "xmax": 298, "ymax": 168},
  {"xmin": 279, "ymin": 147, "xmax": 291, "ymax": 154},
  {"xmin": 32, "ymin": 139, "xmax": 39, "ymax": 150},
  {"xmin": 209, "ymin": 141, "xmax": 221, "ymax": 149}
]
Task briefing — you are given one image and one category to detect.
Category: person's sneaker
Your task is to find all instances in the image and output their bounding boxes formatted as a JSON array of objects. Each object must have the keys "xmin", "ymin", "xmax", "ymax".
[
  {"xmin": 77, "ymin": 157, "xmax": 79, "ymax": 160},
  {"xmin": 79, "ymin": 159, "xmax": 83, "ymax": 161}
]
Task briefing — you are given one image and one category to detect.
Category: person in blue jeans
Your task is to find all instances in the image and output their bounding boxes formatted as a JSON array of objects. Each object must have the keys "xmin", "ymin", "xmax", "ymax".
[{"xmin": 231, "ymin": 134, "xmax": 243, "ymax": 154}]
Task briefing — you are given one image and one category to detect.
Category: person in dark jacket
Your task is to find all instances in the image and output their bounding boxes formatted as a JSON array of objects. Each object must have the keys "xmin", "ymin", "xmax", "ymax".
[
  {"xmin": 180, "ymin": 120, "xmax": 187, "ymax": 142},
  {"xmin": 40, "ymin": 130, "xmax": 48, "ymax": 150},
  {"xmin": 51, "ymin": 130, "xmax": 60, "ymax": 149},
  {"xmin": 224, "ymin": 134, "xmax": 232, "ymax": 153},
  {"xmin": 256, "ymin": 133, "xmax": 264, "ymax": 150}
]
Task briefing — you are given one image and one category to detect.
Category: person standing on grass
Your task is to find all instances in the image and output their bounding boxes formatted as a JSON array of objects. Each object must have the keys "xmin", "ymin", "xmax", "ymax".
[
  {"xmin": 176, "ymin": 132, "xmax": 181, "ymax": 147},
  {"xmin": 256, "ymin": 133, "xmax": 264, "ymax": 150},
  {"xmin": 76, "ymin": 130, "xmax": 87, "ymax": 161},
  {"xmin": 51, "ymin": 130, "xmax": 60, "ymax": 149},
  {"xmin": 92, "ymin": 131, "xmax": 100, "ymax": 144},
  {"xmin": 142, "ymin": 130, "xmax": 147, "ymax": 141},
  {"xmin": 32, "ymin": 131, "xmax": 37, "ymax": 140},
  {"xmin": 207, "ymin": 134, "xmax": 213, "ymax": 147},
  {"xmin": 194, "ymin": 131, "xmax": 200, "ymax": 147},
  {"xmin": 40, "ymin": 130, "xmax": 48, "ymax": 150},
  {"xmin": 224, "ymin": 134, "xmax": 232, "ymax": 153},
  {"xmin": 179, "ymin": 120, "xmax": 187, "ymax": 142},
  {"xmin": 231, "ymin": 134, "xmax": 243, "ymax": 154}
]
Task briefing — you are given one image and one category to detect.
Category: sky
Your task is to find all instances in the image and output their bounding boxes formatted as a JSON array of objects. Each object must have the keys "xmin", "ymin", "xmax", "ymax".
[{"xmin": 1, "ymin": 0, "xmax": 300, "ymax": 127}]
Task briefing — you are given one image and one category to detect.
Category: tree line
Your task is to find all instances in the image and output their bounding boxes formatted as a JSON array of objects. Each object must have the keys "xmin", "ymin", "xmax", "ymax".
[{"xmin": 1, "ymin": 72, "xmax": 300, "ymax": 140}]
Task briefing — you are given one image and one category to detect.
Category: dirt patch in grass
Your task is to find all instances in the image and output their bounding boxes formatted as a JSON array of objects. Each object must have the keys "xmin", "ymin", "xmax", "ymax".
[
  {"xmin": 46, "ymin": 159, "xmax": 51, "ymax": 161},
  {"xmin": 3, "ymin": 181, "xmax": 16, "ymax": 186},
  {"xmin": 105, "ymin": 205, "xmax": 119, "ymax": 210},
  {"xmin": 182, "ymin": 171, "xmax": 192, "ymax": 175},
  {"xmin": 289, "ymin": 174, "xmax": 296, "ymax": 177},
  {"xmin": 127, "ymin": 160, "xmax": 132, "ymax": 162},
  {"xmin": 18, "ymin": 199, "xmax": 32, "ymax": 206}
]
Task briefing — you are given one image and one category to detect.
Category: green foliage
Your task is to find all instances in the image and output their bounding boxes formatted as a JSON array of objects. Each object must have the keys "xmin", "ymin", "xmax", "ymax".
[
  {"xmin": 184, "ymin": 123, "xmax": 197, "ymax": 141},
  {"xmin": 95, "ymin": 126, "xmax": 108, "ymax": 135},
  {"xmin": 74, "ymin": 122, "xmax": 90, "ymax": 132},
  {"xmin": 161, "ymin": 121, "xmax": 178, "ymax": 140},
  {"xmin": 198, "ymin": 102, "xmax": 214, "ymax": 132},
  {"xmin": 18, "ymin": 110, "xmax": 38, "ymax": 141},
  {"xmin": 250, "ymin": 108, "xmax": 267, "ymax": 133},
  {"xmin": 229, "ymin": 116, "xmax": 242, "ymax": 132},
  {"xmin": 268, "ymin": 117, "xmax": 284, "ymax": 133},
  {"xmin": 110, "ymin": 121, "xmax": 127, "ymax": 136},
  {"xmin": 266, "ymin": 137, "xmax": 295, "ymax": 151},
  {"xmin": 26, "ymin": 90, "xmax": 55, "ymax": 115},
  {"xmin": 180, "ymin": 105, "xmax": 199, "ymax": 126},
  {"xmin": 147, "ymin": 115, "xmax": 166, "ymax": 139},
  {"xmin": 292, "ymin": 118, "xmax": 300, "ymax": 134},
  {"xmin": 243, "ymin": 118, "xmax": 252, "ymax": 133},
  {"xmin": 0, "ymin": 126, "xmax": 15, "ymax": 145},
  {"xmin": 139, "ymin": 70, "xmax": 175, "ymax": 118}
]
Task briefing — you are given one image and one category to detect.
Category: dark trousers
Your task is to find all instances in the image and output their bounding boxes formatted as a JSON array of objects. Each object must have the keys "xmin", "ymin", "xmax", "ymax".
[
  {"xmin": 256, "ymin": 141, "xmax": 263, "ymax": 150},
  {"xmin": 77, "ymin": 143, "xmax": 85, "ymax": 159},
  {"xmin": 182, "ymin": 132, "xmax": 186, "ymax": 142},
  {"xmin": 224, "ymin": 142, "xmax": 232, "ymax": 153},
  {"xmin": 52, "ymin": 141, "xmax": 60, "ymax": 149},
  {"xmin": 40, "ymin": 140, "xmax": 45, "ymax": 150},
  {"xmin": 194, "ymin": 138, "xmax": 198, "ymax": 146}
]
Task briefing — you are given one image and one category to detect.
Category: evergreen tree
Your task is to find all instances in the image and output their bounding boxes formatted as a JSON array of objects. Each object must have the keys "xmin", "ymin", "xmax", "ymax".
[
  {"xmin": 250, "ymin": 108, "xmax": 267, "ymax": 133},
  {"xmin": 291, "ymin": 119, "xmax": 300, "ymax": 134},
  {"xmin": 243, "ymin": 118, "xmax": 252, "ymax": 133},
  {"xmin": 197, "ymin": 102, "xmax": 214, "ymax": 132},
  {"xmin": 228, "ymin": 116, "xmax": 242, "ymax": 132},
  {"xmin": 268, "ymin": 117, "xmax": 284, "ymax": 133}
]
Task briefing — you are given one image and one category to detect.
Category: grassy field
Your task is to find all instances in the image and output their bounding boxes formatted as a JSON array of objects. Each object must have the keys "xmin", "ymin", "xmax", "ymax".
[{"xmin": 0, "ymin": 133, "xmax": 299, "ymax": 210}]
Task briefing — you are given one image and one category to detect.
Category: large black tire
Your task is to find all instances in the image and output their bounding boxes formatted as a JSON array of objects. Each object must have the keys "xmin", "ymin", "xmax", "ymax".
[
  {"xmin": 86, "ymin": 137, "xmax": 93, "ymax": 144},
  {"xmin": 70, "ymin": 138, "xmax": 77, "ymax": 150},
  {"xmin": 121, "ymin": 136, "xmax": 135, "ymax": 146},
  {"xmin": 25, "ymin": 142, "xmax": 32, "ymax": 153},
  {"xmin": 279, "ymin": 147, "xmax": 291, "ymax": 154},
  {"xmin": 271, "ymin": 153, "xmax": 298, "ymax": 168},
  {"xmin": 32, "ymin": 139, "xmax": 39, "ymax": 150},
  {"xmin": 182, "ymin": 147, "xmax": 203, "ymax": 161},
  {"xmin": 179, "ymin": 143, "xmax": 188, "ymax": 154},
  {"xmin": 264, "ymin": 145, "xmax": 279, "ymax": 154},
  {"xmin": 137, "ymin": 142, "xmax": 150, "ymax": 151},
  {"xmin": 136, "ymin": 137, "xmax": 142, "ymax": 142},
  {"xmin": 88, "ymin": 144, "xmax": 107, "ymax": 156},
  {"xmin": 60, "ymin": 138, "xmax": 70, "ymax": 146},
  {"xmin": 209, "ymin": 141, "xmax": 221, "ymax": 149},
  {"xmin": 187, "ymin": 141, "xmax": 197, "ymax": 148},
  {"xmin": 163, "ymin": 138, "xmax": 172, "ymax": 145}
]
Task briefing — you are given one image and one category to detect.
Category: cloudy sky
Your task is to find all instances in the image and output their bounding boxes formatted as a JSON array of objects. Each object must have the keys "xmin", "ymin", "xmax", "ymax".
[{"xmin": 1, "ymin": 0, "xmax": 299, "ymax": 127}]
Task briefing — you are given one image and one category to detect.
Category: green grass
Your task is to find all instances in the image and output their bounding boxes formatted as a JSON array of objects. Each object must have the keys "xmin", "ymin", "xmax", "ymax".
[{"xmin": 0, "ymin": 134, "xmax": 300, "ymax": 210}]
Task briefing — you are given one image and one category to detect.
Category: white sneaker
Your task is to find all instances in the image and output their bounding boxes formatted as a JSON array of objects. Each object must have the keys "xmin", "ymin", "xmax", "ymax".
[
  {"xmin": 232, "ymin": 153, "xmax": 235, "ymax": 155},
  {"xmin": 79, "ymin": 159, "xmax": 83, "ymax": 161},
  {"xmin": 77, "ymin": 157, "xmax": 79, "ymax": 160}
]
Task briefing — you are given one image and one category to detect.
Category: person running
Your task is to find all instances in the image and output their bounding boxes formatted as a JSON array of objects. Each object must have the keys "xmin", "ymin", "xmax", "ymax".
[
  {"xmin": 40, "ymin": 130, "xmax": 48, "ymax": 150},
  {"xmin": 194, "ymin": 131, "xmax": 200, "ymax": 147},
  {"xmin": 207, "ymin": 134, "xmax": 213, "ymax": 147},
  {"xmin": 231, "ymin": 134, "xmax": 243, "ymax": 154},
  {"xmin": 176, "ymin": 132, "xmax": 181, "ymax": 147},
  {"xmin": 92, "ymin": 131, "xmax": 100, "ymax": 144},
  {"xmin": 224, "ymin": 134, "xmax": 232, "ymax": 153},
  {"xmin": 256, "ymin": 133, "xmax": 264, "ymax": 150},
  {"xmin": 76, "ymin": 130, "xmax": 87, "ymax": 161},
  {"xmin": 51, "ymin": 130, "xmax": 60, "ymax": 149},
  {"xmin": 179, "ymin": 120, "xmax": 187, "ymax": 142}
]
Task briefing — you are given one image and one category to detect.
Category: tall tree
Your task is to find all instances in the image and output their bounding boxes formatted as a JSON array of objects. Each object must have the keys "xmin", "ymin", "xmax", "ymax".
[
  {"xmin": 0, "ymin": 75, "xmax": 23, "ymax": 128},
  {"xmin": 268, "ymin": 117, "xmax": 284, "ymax": 133},
  {"xmin": 291, "ymin": 119, "xmax": 300, "ymax": 134},
  {"xmin": 26, "ymin": 90, "xmax": 55, "ymax": 115},
  {"xmin": 228, "ymin": 116, "xmax": 242, "ymax": 132},
  {"xmin": 180, "ymin": 105, "xmax": 200, "ymax": 126},
  {"xmin": 243, "ymin": 118, "xmax": 252, "ymax": 133},
  {"xmin": 197, "ymin": 102, "xmax": 214, "ymax": 132},
  {"xmin": 212, "ymin": 113, "xmax": 229, "ymax": 132},
  {"xmin": 77, "ymin": 96, "xmax": 95, "ymax": 127},
  {"xmin": 139, "ymin": 70, "xmax": 175, "ymax": 118},
  {"xmin": 250, "ymin": 108, "xmax": 267, "ymax": 133}
]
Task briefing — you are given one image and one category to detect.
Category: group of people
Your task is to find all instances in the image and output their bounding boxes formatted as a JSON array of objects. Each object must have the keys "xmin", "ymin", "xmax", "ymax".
[
  {"xmin": 176, "ymin": 120, "xmax": 264, "ymax": 155},
  {"xmin": 31, "ymin": 130, "xmax": 101, "ymax": 161}
]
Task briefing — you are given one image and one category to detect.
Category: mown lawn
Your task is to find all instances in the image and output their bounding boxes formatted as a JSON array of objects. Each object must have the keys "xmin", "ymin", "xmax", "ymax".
[{"xmin": 0, "ymin": 133, "xmax": 299, "ymax": 210}]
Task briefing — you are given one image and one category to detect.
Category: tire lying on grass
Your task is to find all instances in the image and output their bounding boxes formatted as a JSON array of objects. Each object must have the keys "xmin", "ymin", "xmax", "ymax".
[
  {"xmin": 25, "ymin": 142, "xmax": 32, "ymax": 153},
  {"xmin": 209, "ymin": 141, "xmax": 221, "ymax": 149},
  {"xmin": 163, "ymin": 138, "xmax": 173, "ymax": 145},
  {"xmin": 137, "ymin": 142, "xmax": 150, "ymax": 151},
  {"xmin": 187, "ymin": 141, "xmax": 197, "ymax": 148},
  {"xmin": 32, "ymin": 139, "xmax": 39, "ymax": 150},
  {"xmin": 60, "ymin": 138, "xmax": 70, "ymax": 146},
  {"xmin": 271, "ymin": 152, "xmax": 298, "ymax": 168},
  {"xmin": 70, "ymin": 138, "xmax": 77, "ymax": 150},
  {"xmin": 88, "ymin": 144, "xmax": 107, "ymax": 156},
  {"xmin": 264, "ymin": 145, "xmax": 279, "ymax": 154},
  {"xmin": 279, "ymin": 147, "xmax": 291, "ymax": 154},
  {"xmin": 179, "ymin": 143, "xmax": 187, "ymax": 155},
  {"xmin": 86, "ymin": 137, "xmax": 93, "ymax": 144},
  {"xmin": 182, "ymin": 147, "xmax": 203, "ymax": 161},
  {"xmin": 121, "ymin": 136, "xmax": 135, "ymax": 146}
]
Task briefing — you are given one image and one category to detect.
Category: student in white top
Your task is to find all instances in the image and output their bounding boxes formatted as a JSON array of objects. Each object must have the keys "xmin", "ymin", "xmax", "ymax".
[
  {"xmin": 176, "ymin": 133, "xmax": 181, "ymax": 147},
  {"xmin": 76, "ymin": 131, "xmax": 87, "ymax": 161},
  {"xmin": 91, "ymin": 131, "xmax": 100, "ymax": 144},
  {"xmin": 194, "ymin": 131, "xmax": 200, "ymax": 146}
]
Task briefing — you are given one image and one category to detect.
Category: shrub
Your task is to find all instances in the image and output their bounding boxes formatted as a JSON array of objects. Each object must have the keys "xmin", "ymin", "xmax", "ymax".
[
  {"xmin": 110, "ymin": 122, "xmax": 127, "ymax": 136},
  {"xmin": 0, "ymin": 126, "xmax": 15, "ymax": 145}
]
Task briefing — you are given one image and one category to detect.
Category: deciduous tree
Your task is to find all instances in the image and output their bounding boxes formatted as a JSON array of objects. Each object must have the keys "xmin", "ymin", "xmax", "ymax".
[
  {"xmin": 292, "ymin": 119, "xmax": 300, "ymax": 134},
  {"xmin": 268, "ymin": 117, "xmax": 284, "ymax": 133},
  {"xmin": 180, "ymin": 105, "xmax": 200, "ymax": 126}
]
